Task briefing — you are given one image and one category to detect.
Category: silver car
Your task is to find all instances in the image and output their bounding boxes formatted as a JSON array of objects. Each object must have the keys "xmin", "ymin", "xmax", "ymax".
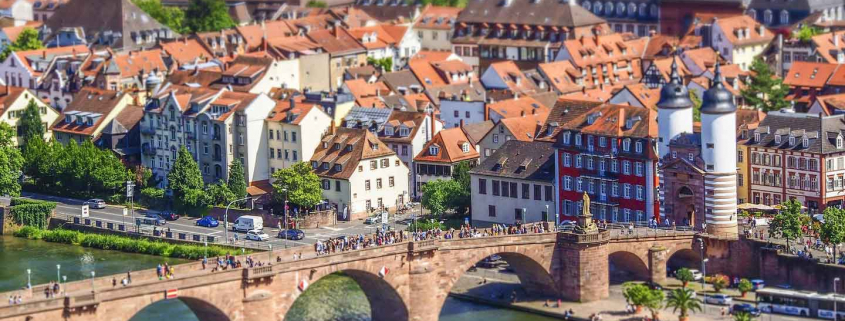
[{"xmin": 85, "ymin": 199, "xmax": 106, "ymax": 209}]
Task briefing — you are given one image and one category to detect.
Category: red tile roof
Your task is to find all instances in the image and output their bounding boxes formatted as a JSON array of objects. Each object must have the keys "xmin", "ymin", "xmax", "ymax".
[
  {"xmin": 783, "ymin": 61, "xmax": 838, "ymax": 89},
  {"xmin": 415, "ymin": 127, "xmax": 479, "ymax": 164},
  {"xmin": 159, "ymin": 38, "xmax": 214, "ymax": 65}
]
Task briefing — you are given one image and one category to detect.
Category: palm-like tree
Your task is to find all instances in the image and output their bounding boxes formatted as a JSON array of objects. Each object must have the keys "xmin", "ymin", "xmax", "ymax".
[
  {"xmin": 665, "ymin": 288, "xmax": 702, "ymax": 321},
  {"xmin": 733, "ymin": 312, "xmax": 754, "ymax": 321}
]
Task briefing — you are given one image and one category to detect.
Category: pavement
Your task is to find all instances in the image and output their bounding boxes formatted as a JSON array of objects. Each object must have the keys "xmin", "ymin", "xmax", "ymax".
[
  {"xmin": 2, "ymin": 192, "xmax": 422, "ymax": 251},
  {"xmin": 454, "ymin": 266, "xmax": 810, "ymax": 321}
]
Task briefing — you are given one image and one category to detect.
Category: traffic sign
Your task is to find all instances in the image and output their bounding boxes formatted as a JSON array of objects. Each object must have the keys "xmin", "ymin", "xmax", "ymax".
[
  {"xmin": 165, "ymin": 288, "xmax": 178, "ymax": 299},
  {"xmin": 123, "ymin": 208, "xmax": 128, "ymax": 216},
  {"xmin": 81, "ymin": 204, "xmax": 89, "ymax": 218},
  {"xmin": 381, "ymin": 211, "xmax": 388, "ymax": 224}
]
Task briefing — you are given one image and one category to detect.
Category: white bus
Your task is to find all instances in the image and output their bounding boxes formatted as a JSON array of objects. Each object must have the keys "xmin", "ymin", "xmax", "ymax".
[{"xmin": 757, "ymin": 288, "xmax": 845, "ymax": 319}]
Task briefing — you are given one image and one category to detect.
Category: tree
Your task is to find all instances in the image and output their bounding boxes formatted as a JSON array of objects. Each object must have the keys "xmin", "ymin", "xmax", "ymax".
[
  {"xmin": 421, "ymin": 179, "xmax": 459, "ymax": 216},
  {"xmin": 622, "ymin": 282, "xmax": 651, "ymax": 309},
  {"xmin": 0, "ymin": 123, "xmax": 23, "ymax": 196},
  {"xmin": 737, "ymin": 278, "xmax": 753, "ymax": 297},
  {"xmin": 227, "ymin": 160, "xmax": 247, "ymax": 200},
  {"xmin": 740, "ymin": 58, "xmax": 790, "ymax": 112},
  {"xmin": 643, "ymin": 288, "xmax": 665, "ymax": 320},
  {"xmin": 0, "ymin": 28, "xmax": 43, "ymax": 62},
  {"xmin": 22, "ymin": 136, "xmax": 55, "ymax": 185},
  {"xmin": 366, "ymin": 57, "xmax": 393, "ymax": 72},
  {"xmin": 271, "ymin": 162, "xmax": 323, "ymax": 209},
  {"xmin": 665, "ymin": 288, "xmax": 702, "ymax": 321},
  {"xmin": 690, "ymin": 89, "xmax": 702, "ymax": 122},
  {"xmin": 676, "ymin": 268, "xmax": 694, "ymax": 288},
  {"xmin": 132, "ymin": 0, "xmax": 186, "ymax": 33},
  {"xmin": 820, "ymin": 206, "xmax": 845, "ymax": 264},
  {"xmin": 795, "ymin": 25, "xmax": 822, "ymax": 42},
  {"xmin": 184, "ymin": 0, "xmax": 236, "ymax": 33},
  {"xmin": 711, "ymin": 274, "xmax": 729, "ymax": 293},
  {"xmin": 306, "ymin": 0, "xmax": 327, "ymax": 7},
  {"xmin": 17, "ymin": 99, "xmax": 44, "ymax": 146},
  {"xmin": 449, "ymin": 160, "xmax": 472, "ymax": 214},
  {"xmin": 168, "ymin": 146, "xmax": 205, "ymax": 208},
  {"xmin": 769, "ymin": 199, "xmax": 804, "ymax": 251},
  {"xmin": 207, "ymin": 180, "xmax": 235, "ymax": 207},
  {"xmin": 134, "ymin": 165, "xmax": 154, "ymax": 189}
]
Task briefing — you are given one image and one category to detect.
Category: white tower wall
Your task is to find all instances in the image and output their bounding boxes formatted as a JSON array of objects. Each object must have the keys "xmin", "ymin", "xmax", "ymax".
[
  {"xmin": 701, "ymin": 112, "xmax": 736, "ymax": 173},
  {"xmin": 702, "ymin": 112, "xmax": 738, "ymax": 234},
  {"xmin": 657, "ymin": 107, "xmax": 694, "ymax": 158}
]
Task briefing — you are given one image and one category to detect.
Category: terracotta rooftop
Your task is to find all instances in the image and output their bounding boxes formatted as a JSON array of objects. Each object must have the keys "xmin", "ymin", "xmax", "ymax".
[
  {"xmin": 414, "ymin": 5, "xmax": 461, "ymax": 31},
  {"xmin": 783, "ymin": 61, "xmax": 838, "ymax": 88},
  {"xmin": 414, "ymin": 127, "xmax": 479, "ymax": 164},
  {"xmin": 310, "ymin": 127, "xmax": 396, "ymax": 180}
]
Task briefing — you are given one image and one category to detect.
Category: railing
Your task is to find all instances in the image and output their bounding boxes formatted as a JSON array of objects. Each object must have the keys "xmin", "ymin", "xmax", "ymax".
[
  {"xmin": 244, "ymin": 265, "xmax": 275, "ymax": 280},
  {"xmin": 410, "ymin": 239, "xmax": 438, "ymax": 252},
  {"xmin": 140, "ymin": 126, "xmax": 156, "ymax": 135},
  {"xmin": 65, "ymin": 292, "xmax": 98, "ymax": 309},
  {"xmin": 557, "ymin": 230, "xmax": 611, "ymax": 244}
]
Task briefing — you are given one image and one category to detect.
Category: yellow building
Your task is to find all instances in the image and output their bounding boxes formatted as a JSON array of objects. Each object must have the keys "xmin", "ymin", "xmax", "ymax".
[
  {"xmin": 0, "ymin": 86, "xmax": 60, "ymax": 146},
  {"xmin": 736, "ymin": 109, "xmax": 766, "ymax": 205}
]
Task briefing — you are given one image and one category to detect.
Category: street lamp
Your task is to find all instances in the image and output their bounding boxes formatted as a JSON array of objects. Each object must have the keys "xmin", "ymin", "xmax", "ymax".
[
  {"xmin": 90, "ymin": 271, "xmax": 96, "ymax": 293},
  {"xmin": 833, "ymin": 277, "xmax": 839, "ymax": 321},
  {"xmin": 522, "ymin": 207, "xmax": 527, "ymax": 224},
  {"xmin": 26, "ymin": 269, "xmax": 31, "ymax": 289},
  {"xmin": 224, "ymin": 196, "xmax": 253, "ymax": 244}
]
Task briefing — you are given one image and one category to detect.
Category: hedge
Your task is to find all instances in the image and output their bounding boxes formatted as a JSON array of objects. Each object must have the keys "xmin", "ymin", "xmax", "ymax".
[
  {"xmin": 14, "ymin": 227, "xmax": 246, "ymax": 260},
  {"xmin": 9, "ymin": 199, "xmax": 57, "ymax": 229}
]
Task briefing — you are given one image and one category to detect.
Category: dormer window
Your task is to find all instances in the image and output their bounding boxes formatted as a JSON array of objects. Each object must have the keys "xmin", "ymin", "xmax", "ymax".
[
  {"xmin": 789, "ymin": 136, "xmax": 795, "ymax": 146},
  {"xmin": 399, "ymin": 127, "xmax": 410, "ymax": 136},
  {"xmin": 635, "ymin": 141, "xmax": 643, "ymax": 153},
  {"xmin": 462, "ymin": 143, "xmax": 470, "ymax": 153},
  {"xmin": 754, "ymin": 133, "xmax": 761, "ymax": 142},
  {"xmin": 430, "ymin": 145, "xmax": 440, "ymax": 155},
  {"xmin": 311, "ymin": 161, "xmax": 318, "ymax": 169},
  {"xmin": 385, "ymin": 126, "xmax": 394, "ymax": 136},
  {"xmin": 623, "ymin": 138, "xmax": 631, "ymax": 152},
  {"xmin": 803, "ymin": 137, "xmax": 809, "ymax": 148},
  {"xmin": 322, "ymin": 162, "xmax": 329, "ymax": 170},
  {"xmin": 334, "ymin": 164, "xmax": 342, "ymax": 171},
  {"xmin": 334, "ymin": 143, "xmax": 341, "ymax": 150},
  {"xmin": 322, "ymin": 142, "xmax": 328, "ymax": 148},
  {"xmin": 837, "ymin": 136, "xmax": 843, "ymax": 149},
  {"xmin": 346, "ymin": 144, "xmax": 353, "ymax": 151},
  {"xmin": 775, "ymin": 135, "xmax": 781, "ymax": 144},
  {"xmin": 65, "ymin": 115, "xmax": 71, "ymax": 123}
]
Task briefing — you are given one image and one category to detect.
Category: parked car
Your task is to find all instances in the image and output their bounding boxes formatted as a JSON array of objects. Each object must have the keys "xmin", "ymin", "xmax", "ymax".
[
  {"xmin": 688, "ymin": 269, "xmax": 703, "ymax": 281},
  {"xmin": 196, "ymin": 216, "xmax": 219, "ymax": 228},
  {"xmin": 704, "ymin": 293, "xmax": 733, "ymax": 305},
  {"xmin": 364, "ymin": 217, "xmax": 379, "ymax": 225},
  {"xmin": 160, "ymin": 211, "xmax": 180, "ymax": 221},
  {"xmin": 645, "ymin": 281, "xmax": 664, "ymax": 291},
  {"xmin": 731, "ymin": 303, "xmax": 761, "ymax": 317},
  {"xmin": 84, "ymin": 199, "xmax": 106, "ymax": 209},
  {"xmin": 245, "ymin": 230, "xmax": 270, "ymax": 241},
  {"xmin": 278, "ymin": 229, "xmax": 305, "ymax": 240},
  {"xmin": 143, "ymin": 213, "xmax": 167, "ymax": 226}
]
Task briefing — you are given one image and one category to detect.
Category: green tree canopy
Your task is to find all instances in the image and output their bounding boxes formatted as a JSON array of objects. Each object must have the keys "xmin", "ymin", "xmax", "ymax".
[
  {"xmin": 0, "ymin": 28, "xmax": 43, "ymax": 62},
  {"xmin": 675, "ymin": 268, "xmax": 694, "ymax": 287},
  {"xmin": 227, "ymin": 159, "xmax": 247, "ymax": 200},
  {"xmin": 132, "ymin": 0, "xmax": 186, "ymax": 33},
  {"xmin": 366, "ymin": 57, "xmax": 393, "ymax": 72},
  {"xmin": 18, "ymin": 99, "xmax": 44, "ymax": 146},
  {"xmin": 449, "ymin": 161, "xmax": 472, "ymax": 214},
  {"xmin": 421, "ymin": 179, "xmax": 459, "ymax": 216},
  {"xmin": 0, "ymin": 123, "xmax": 23, "ymax": 196},
  {"xmin": 207, "ymin": 180, "xmax": 235, "ymax": 207},
  {"xmin": 740, "ymin": 58, "xmax": 790, "ymax": 112},
  {"xmin": 769, "ymin": 199, "xmax": 804, "ymax": 251},
  {"xmin": 820, "ymin": 206, "xmax": 845, "ymax": 263},
  {"xmin": 272, "ymin": 162, "xmax": 323, "ymax": 209},
  {"xmin": 690, "ymin": 89, "xmax": 702, "ymax": 122},
  {"xmin": 665, "ymin": 288, "xmax": 702, "ymax": 318},
  {"xmin": 305, "ymin": 0, "xmax": 327, "ymax": 7},
  {"xmin": 795, "ymin": 25, "xmax": 822, "ymax": 42},
  {"xmin": 167, "ymin": 146, "xmax": 204, "ymax": 208},
  {"xmin": 184, "ymin": 0, "xmax": 236, "ymax": 33}
]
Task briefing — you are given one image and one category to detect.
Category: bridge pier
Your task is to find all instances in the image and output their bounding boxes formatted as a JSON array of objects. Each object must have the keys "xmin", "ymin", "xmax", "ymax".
[
  {"xmin": 648, "ymin": 246, "xmax": 669, "ymax": 284},
  {"xmin": 408, "ymin": 256, "xmax": 439, "ymax": 321},
  {"xmin": 554, "ymin": 233, "xmax": 610, "ymax": 302}
]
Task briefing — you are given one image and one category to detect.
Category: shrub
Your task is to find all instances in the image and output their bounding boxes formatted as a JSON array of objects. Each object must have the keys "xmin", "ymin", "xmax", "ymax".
[
  {"xmin": 675, "ymin": 268, "xmax": 694, "ymax": 287},
  {"xmin": 711, "ymin": 274, "xmax": 730, "ymax": 292},
  {"xmin": 9, "ymin": 199, "xmax": 56, "ymax": 229}
]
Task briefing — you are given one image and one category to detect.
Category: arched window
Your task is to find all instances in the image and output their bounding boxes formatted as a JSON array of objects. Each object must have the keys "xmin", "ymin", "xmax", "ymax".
[
  {"xmin": 649, "ymin": 4, "xmax": 657, "ymax": 17},
  {"xmin": 169, "ymin": 126, "xmax": 176, "ymax": 140},
  {"xmin": 213, "ymin": 124, "xmax": 220, "ymax": 138},
  {"xmin": 747, "ymin": 9, "xmax": 757, "ymax": 19},
  {"xmin": 628, "ymin": 2, "xmax": 636, "ymax": 17},
  {"xmin": 780, "ymin": 10, "xmax": 789, "ymax": 25},
  {"xmin": 616, "ymin": 1, "xmax": 625, "ymax": 15},
  {"xmin": 582, "ymin": 0, "xmax": 591, "ymax": 11},
  {"xmin": 213, "ymin": 144, "xmax": 222, "ymax": 159},
  {"xmin": 763, "ymin": 9, "xmax": 773, "ymax": 25},
  {"xmin": 605, "ymin": 2, "xmax": 613, "ymax": 15},
  {"xmin": 638, "ymin": 3, "xmax": 647, "ymax": 17},
  {"xmin": 593, "ymin": 1, "xmax": 602, "ymax": 14},
  {"xmin": 214, "ymin": 164, "xmax": 222, "ymax": 178}
]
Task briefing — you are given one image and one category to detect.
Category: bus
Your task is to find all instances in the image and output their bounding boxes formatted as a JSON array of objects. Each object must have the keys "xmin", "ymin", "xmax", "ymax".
[{"xmin": 756, "ymin": 288, "xmax": 845, "ymax": 319}]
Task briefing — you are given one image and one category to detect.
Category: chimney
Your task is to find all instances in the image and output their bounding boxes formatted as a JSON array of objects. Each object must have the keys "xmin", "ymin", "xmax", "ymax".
[
  {"xmin": 513, "ymin": 92, "xmax": 519, "ymax": 100},
  {"xmin": 42, "ymin": 50, "xmax": 46, "ymax": 59},
  {"xmin": 459, "ymin": 119, "xmax": 464, "ymax": 127},
  {"xmin": 758, "ymin": 25, "xmax": 764, "ymax": 36}
]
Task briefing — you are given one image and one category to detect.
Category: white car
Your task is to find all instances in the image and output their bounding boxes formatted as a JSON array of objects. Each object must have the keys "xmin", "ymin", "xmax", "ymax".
[
  {"xmin": 245, "ymin": 230, "xmax": 269, "ymax": 241},
  {"xmin": 704, "ymin": 293, "xmax": 733, "ymax": 305},
  {"xmin": 688, "ymin": 269, "xmax": 703, "ymax": 281}
]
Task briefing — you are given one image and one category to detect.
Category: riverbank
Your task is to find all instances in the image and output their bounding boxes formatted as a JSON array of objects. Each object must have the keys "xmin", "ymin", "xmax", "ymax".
[{"xmin": 14, "ymin": 227, "xmax": 247, "ymax": 260}]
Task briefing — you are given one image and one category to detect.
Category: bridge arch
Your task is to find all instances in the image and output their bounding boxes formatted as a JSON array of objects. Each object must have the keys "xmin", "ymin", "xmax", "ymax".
[
  {"xmin": 667, "ymin": 248, "xmax": 701, "ymax": 273},
  {"xmin": 608, "ymin": 250, "xmax": 650, "ymax": 284},
  {"xmin": 283, "ymin": 269, "xmax": 409, "ymax": 321},
  {"xmin": 127, "ymin": 296, "xmax": 232, "ymax": 321}
]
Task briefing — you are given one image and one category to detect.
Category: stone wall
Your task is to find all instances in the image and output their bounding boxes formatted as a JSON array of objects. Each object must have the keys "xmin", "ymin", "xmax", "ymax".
[{"xmin": 208, "ymin": 208, "xmax": 337, "ymax": 229}]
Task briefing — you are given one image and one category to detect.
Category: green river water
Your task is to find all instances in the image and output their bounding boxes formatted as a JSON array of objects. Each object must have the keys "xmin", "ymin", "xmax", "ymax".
[{"xmin": 0, "ymin": 235, "xmax": 556, "ymax": 321}]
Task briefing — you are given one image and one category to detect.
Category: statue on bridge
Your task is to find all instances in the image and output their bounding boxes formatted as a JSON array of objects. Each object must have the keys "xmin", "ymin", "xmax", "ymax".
[{"xmin": 575, "ymin": 192, "xmax": 599, "ymax": 234}]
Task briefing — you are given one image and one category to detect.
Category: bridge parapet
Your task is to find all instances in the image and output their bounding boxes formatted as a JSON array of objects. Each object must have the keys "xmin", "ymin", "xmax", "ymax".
[
  {"xmin": 557, "ymin": 230, "xmax": 611, "ymax": 244},
  {"xmin": 244, "ymin": 265, "xmax": 275, "ymax": 282},
  {"xmin": 65, "ymin": 292, "xmax": 99, "ymax": 311},
  {"xmin": 410, "ymin": 239, "xmax": 438, "ymax": 253}
]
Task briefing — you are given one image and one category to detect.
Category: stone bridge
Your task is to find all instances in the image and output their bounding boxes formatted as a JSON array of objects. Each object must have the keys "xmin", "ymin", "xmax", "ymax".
[{"xmin": 0, "ymin": 230, "xmax": 699, "ymax": 321}]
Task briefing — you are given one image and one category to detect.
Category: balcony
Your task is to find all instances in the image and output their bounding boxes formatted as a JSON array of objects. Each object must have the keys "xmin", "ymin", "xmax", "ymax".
[
  {"xmin": 186, "ymin": 131, "xmax": 196, "ymax": 140},
  {"xmin": 142, "ymin": 144, "xmax": 155, "ymax": 155},
  {"xmin": 140, "ymin": 126, "xmax": 156, "ymax": 135}
]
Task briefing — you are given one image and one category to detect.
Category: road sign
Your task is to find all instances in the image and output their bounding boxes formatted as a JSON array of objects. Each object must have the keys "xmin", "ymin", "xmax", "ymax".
[
  {"xmin": 165, "ymin": 288, "xmax": 178, "ymax": 299},
  {"xmin": 123, "ymin": 208, "xmax": 128, "ymax": 216},
  {"xmin": 381, "ymin": 211, "xmax": 388, "ymax": 224},
  {"xmin": 126, "ymin": 181, "xmax": 135, "ymax": 198},
  {"xmin": 81, "ymin": 204, "xmax": 89, "ymax": 218}
]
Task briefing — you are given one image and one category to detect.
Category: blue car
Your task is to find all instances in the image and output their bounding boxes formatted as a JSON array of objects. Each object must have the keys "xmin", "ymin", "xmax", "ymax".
[
  {"xmin": 277, "ymin": 229, "xmax": 305, "ymax": 240},
  {"xmin": 196, "ymin": 216, "xmax": 219, "ymax": 228}
]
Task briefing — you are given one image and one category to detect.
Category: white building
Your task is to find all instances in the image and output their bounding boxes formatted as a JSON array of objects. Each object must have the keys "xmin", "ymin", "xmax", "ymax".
[
  {"xmin": 266, "ymin": 96, "xmax": 333, "ymax": 175},
  {"xmin": 310, "ymin": 127, "xmax": 409, "ymax": 220}
]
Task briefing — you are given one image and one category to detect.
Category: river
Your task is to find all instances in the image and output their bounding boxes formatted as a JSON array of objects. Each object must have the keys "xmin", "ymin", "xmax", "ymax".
[{"xmin": 1, "ymin": 236, "xmax": 556, "ymax": 321}]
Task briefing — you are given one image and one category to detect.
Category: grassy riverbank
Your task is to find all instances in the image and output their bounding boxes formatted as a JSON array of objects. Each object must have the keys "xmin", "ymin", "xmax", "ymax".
[{"xmin": 14, "ymin": 226, "xmax": 246, "ymax": 260}]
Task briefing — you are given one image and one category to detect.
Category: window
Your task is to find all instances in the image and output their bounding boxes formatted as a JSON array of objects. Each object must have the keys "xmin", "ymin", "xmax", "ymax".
[
  {"xmin": 623, "ymin": 184, "xmax": 631, "ymax": 199},
  {"xmin": 545, "ymin": 185, "xmax": 552, "ymax": 201},
  {"xmin": 370, "ymin": 160, "xmax": 377, "ymax": 170},
  {"xmin": 322, "ymin": 179, "xmax": 330, "ymax": 190},
  {"xmin": 376, "ymin": 178, "xmax": 382, "ymax": 189},
  {"xmin": 502, "ymin": 180, "xmax": 510, "ymax": 197},
  {"xmin": 635, "ymin": 162, "xmax": 643, "ymax": 176},
  {"xmin": 533, "ymin": 185, "xmax": 541, "ymax": 201},
  {"xmin": 429, "ymin": 145, "xmax": 439, "ymax": 155},
  {"xmin": 780, "ymin": 10, "xmax": 789, "ymax": 24},
  {"xmin": 492, "ymin": 180, "xmax": 500, "ymax": 196},
  {"xmin": 764, "ymin": 9, "xmax": 772, "ymax": 25},
  {"xmin": 268, "ymin": 129, "xmax": 274, "ymax": 140},
  {"xmin": 365, "ymin": 180, "xmax": 371, "ymax": 190},
  {"xmin": 488, "ymin": 205, "xmax": 496, "ymax": 217},
  {"xmin": 622, "ymin": 161, "xmax": 631, "ymax": 174},
  {"xmin": 493, "ymin": 134, "xmax": 499, "ymax": 143},
  {"xmin": 522, "ymin": 183, "xmax": 530, "ymax": 199},
  {"xmin": 737, "ymin": 150, "xmax": 744, "ymax": 162},
  {"xmin": 479, "ymin": 178, "xmax": 487, "ymax": 194},
  {"xmin": 510, "ymin": 182, "xmax": 517, "ymax": 199},
  {"xmin": 636, "ymin": 185, "xmax": 643, "ymax": 200},
  {"xmin": 635, "ymin": 141, "xmax": 642, "ymax": 153},
  {"xmin": 575, "ymin": 155, "xmax": 582, "ymax": 168},
  {"xmin": 575, "ymin": 134, "xmax": 582, "ymax": 146},
  {"xmin": 622, "ymin": 139, "xmax": 630, "ymax": 151},
  {"xmin": 564, "ymin": 176, "xmax": 572, "ymax": 190},
  {"xmin": 563, "ymin": 154, "xmax": 571, "ymax": 167},
  {"xmin": 389, "ymin": 176, "xmax": 395, "ymax": 187}
]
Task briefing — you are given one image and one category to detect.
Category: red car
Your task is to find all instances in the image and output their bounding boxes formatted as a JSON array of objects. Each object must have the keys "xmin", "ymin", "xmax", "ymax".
[{"xmin": 160, "ymin": 211, "xmax": 180, "ymax": 221}]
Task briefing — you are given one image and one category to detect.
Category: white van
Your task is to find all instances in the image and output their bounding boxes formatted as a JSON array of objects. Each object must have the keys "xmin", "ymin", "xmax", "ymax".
[{"xmin": 233, "ymin": 216, "xmax": 263, "ymax": 232}]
